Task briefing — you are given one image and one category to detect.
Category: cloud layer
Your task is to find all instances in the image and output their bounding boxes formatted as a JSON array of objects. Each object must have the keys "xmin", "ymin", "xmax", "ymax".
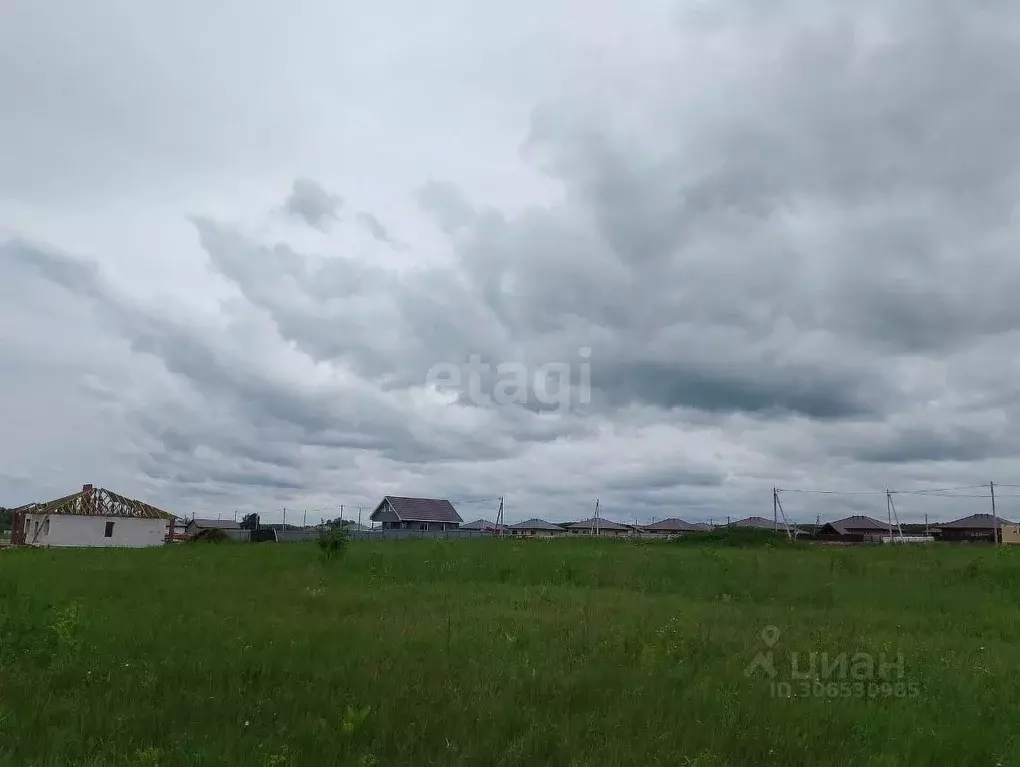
[{"xmin": 4, "ymin": 0, "xmax": 1020, "ymax": 524}]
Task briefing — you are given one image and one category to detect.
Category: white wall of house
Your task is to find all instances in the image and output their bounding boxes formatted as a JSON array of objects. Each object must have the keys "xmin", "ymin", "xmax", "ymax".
[{"xmin": 22, "ymin": 513, "xmax": 169, "ymax": 548}]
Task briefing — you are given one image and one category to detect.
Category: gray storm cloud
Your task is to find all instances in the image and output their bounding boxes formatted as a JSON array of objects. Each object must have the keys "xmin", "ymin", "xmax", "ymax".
[{"xmin": 4, "ymin": 0, "xmax": 1020, "ymax": 524}]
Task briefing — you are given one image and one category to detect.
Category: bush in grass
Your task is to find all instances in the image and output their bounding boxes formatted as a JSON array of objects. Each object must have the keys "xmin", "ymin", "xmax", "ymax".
[{"xmin": 317, "ymin": 525, "xmax": 351, "ymax": 561}]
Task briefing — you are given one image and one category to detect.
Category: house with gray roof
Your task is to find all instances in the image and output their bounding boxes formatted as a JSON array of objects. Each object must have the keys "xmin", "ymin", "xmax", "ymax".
[
  {"xmin": 369, "ymin": 496, "xmax": 463, "ymax": 531},
  {"xmin": 934, "ymin": 513, "xmax": 1017, "ymax": 543},
  {"xmin": 183, "ymin": 518, "xmax": 250, "ymax": 541},
  {"xmin": 730, "ymin": 516, "xmax": 803, "ymax": 536},
  {"xmin": 640, "ymin": 518, "xmax": 709, "ymax": 535},
  {"xmin": 459, "ymin": 519, "xmax": 499, "ymax": 532},
  {"xmin": 508, "ymin": 518, "xmax": 566, "ymax": 537},
  {"xmin": 815, "ymin": 515, "xmax": 889, "ymax": 542},
  {"xmin": 562, "ymin": 517, "xmax": 632, "ymax": 537}
]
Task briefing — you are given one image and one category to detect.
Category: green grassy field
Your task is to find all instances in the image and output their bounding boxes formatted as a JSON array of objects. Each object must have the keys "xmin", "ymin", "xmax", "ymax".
[{"xmin": 3, "ymin": 538, "xmax": 1020, "ymax": 766}]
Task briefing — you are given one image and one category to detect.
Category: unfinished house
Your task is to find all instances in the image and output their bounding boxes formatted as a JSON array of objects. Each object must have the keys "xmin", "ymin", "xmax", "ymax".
[
  {"xmin": 369, "ymin": 496, "xmax": 463, "ymax": 531},
  {"xmin": 12, "ymin": 484, "xmax": 175, "ymax": 548}
]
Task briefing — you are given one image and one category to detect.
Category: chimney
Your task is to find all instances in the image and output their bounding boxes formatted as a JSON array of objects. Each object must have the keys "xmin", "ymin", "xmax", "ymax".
[{"xmin": 82, "ymin": 484, "xmax": 93, "ymax": 494}]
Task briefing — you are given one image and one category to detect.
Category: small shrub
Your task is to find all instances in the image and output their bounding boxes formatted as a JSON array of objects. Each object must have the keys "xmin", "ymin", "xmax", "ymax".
[{"xmin": 318, "ymin": 525, "xmax": 351, "ymax": 561}]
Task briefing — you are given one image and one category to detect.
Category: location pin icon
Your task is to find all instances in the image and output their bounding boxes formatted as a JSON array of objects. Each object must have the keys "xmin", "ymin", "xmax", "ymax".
[{"xmin": 761, "ymin": 625, "xmax": 780, "ymax": 647}]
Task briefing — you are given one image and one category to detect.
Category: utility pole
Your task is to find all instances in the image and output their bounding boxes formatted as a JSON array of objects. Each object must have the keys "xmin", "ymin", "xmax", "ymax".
[
  {"xmin": 282, "ymin": 507, "xmax": 286, "ymax": 528},
  {"xmin": 340, "ymin": 504, "xmax": 344, "ymax": 524},
  {"xmin": 773, "ymin": 487, "xmax": 778, "ymax": 532},
  {"xmin": 234, "ymin": 510, "xmax": 237, "ymax": 522},
  {"xmin": 358, "ymin": 506, "xmax": 363, "ymax": 529},
  {"xmin": 991, "ymin": 481, "xmax": 1000, "ymax": 545},
  {"xmin": 593, "ymin": 498, "xmax": 600, "ymax": 536},
  {"xmin": 925, "ymin": 513, "xmax": 929, "ymax": 536},
  {"xmin": 303, "ymin": 509, "xmax": 307, "ymax": 527},
  {"xmin": 886, "ymin": 491, "xmax": 893, "ymax": 539}
]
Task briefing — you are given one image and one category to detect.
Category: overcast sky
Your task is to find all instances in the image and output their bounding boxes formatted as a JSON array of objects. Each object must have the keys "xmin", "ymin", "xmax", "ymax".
[{"xmin": 4, "ymin": 0, "xmax": 1020, "ymax": 525}]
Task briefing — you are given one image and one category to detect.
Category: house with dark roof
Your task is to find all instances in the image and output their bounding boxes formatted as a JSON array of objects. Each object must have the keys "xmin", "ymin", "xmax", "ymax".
[
  {"xmin": 12, "ymin": 484, "xmax": 176, "ymax": 548},
  {"xmin": 730, "ymin": 516, "xmax": 803, "ymax": 536},
  {"xmin": 562, "ymin": 517, "xmax": 631, "ymax": 537},
  {"xmin": 182, "ymin": 518, "xmax": 251, "ymax": 542},
  {"xmin": 507, "ymin": 519, "xmax": 566, "ymax": 537},
  {"xmin": 369, "ymin": 496, "xmax": 463, "ymax": 531},
  {"xmin": 640, "ymin": 518, "xmax": 708, "ymax": 535},
  {"xmin": 459, "ymin": 519, "xmax": 499, "ymax": 532},
  {"xmin": 815, "ymin": 515, "xmax": 889, "ymax": 542},
  {"xmin": 934, "ymin": 513, "xmax": 1017, "ymax": 543}
]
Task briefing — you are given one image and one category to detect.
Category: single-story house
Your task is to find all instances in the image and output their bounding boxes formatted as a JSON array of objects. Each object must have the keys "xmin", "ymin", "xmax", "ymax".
[
  {"xmin": 369, "ymin": 496, "xmax": 463, "ymax": 531},
  {"xmin": 934, "ymin": 513, "xmax": 1017, "ymax": 543},
  {"xmin": 507, "ymin": 518, "xmax": 566, "ymax": 537},
  {"xmin": 815, "ymin": 515, "xmax": 890, "ymax": 542},
  {"xmin": 730, "ymin": 516, "xmax": 803, "ymax": 536},
  {"xmin": 459, "ymin": 519, "xmax": 499, "ymax": 532},
  {"xmin": 12, "ymin": 484, "xmax": 175, "ymax": 548},
  {"xmin": 562, "ymin": 517, "xmax": 631, "ymax": 537},
  {"xmin": 640, "ymin": 518, "xmax": 709, "ymax": 535},
  {"xmin": 183, "ymin": 518, "xmax": 250, "ymax": 541}
]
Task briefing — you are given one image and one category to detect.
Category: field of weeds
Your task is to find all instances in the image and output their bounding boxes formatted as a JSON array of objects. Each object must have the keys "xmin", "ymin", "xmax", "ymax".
[{"xmin": 2, "ymin": 538, "xmax": 1019, "ymax": 766}]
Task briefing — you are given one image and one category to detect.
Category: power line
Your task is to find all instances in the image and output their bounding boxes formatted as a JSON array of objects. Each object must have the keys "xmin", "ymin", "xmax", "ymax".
[
  {"xmin": 777, "ymin": 488, "xmax": 887, "ymax": 496},
  {"xmin": 777, "ymin": 484, "xmax": 1013, "ymax": 497}
]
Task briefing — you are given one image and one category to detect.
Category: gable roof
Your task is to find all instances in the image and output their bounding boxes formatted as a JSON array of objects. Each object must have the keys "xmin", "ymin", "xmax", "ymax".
[
  {"xmin": 939, "ymin": 513, "xmax": 1017, "ymax": 529},
  {"xmin": 563, "ymin": 516, "xmax": 631, "ymax": 531},
  {"xmin": 27, "ymin": 486, "xmax": 173, "ymax": 520},
  {"xmin": 821, "ymin": 515, "xmax": 889, "ymax": 535},
  {"xmin": 509, "ymin": 518, "xmax": 565, "ymax": 531},
  {"xmin": 187, "ymin": 519, "xmax": 242, "ymax": 530},
  {"xmin": 642, "ymin": 518, "xmax": 705, "ymax": 532},
  {"xmin": 376, "ymin": 496, "xmax": 463, "ymax": 524},
  {"xmin": 460, "ymin": 519, "xmax": 498, "ymax": 531},
  {"xmin": 731, "ymin": 516, "xmax": 800, "ymax": 532}
]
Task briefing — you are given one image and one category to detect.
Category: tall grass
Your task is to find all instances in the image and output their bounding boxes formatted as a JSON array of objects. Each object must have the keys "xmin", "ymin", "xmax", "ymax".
[{"xmin": 2, "ymin": 539, "xmax": 1019, "ymax": 765}]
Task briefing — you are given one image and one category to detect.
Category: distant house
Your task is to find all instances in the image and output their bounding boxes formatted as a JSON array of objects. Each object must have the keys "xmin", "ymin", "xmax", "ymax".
[
  {"xmin": 459, "ymin": 519, "xmax": 499, "ymax": 532},
  {"xmin": 262, "ymin": 523, "xmax": 303, "ymax": 533},
  {"xmin": 369, "ymin": 496, "xmax": 463, "ymax": 531},
  {"xmin": 640, "ymin": 518, "xmax": 708, "ymax": 535},
  {"xmin": 508, "ymin": 519, "xmax": 566, "ymax": 537},
  {"xmin": 730, "ymin": 516, "xmax": 803, "ymax": 536},
  {"xmin": 183, "ymin": 518, "xmax": 249, "ymax": 541},
  {"xmin": 12, "ymin": 484, "xmax": 175, "ymax": 548},
  {"xmin": 562, "ymin": 517, "xmax": 631, "ymax": 537},
  {"xmin": 815, "ymin": 515, "xmax": 890, "ymax": 542},
  {"xmin": 934, "ymin": 514, "xmax": 1017, "ymax": 543}
]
